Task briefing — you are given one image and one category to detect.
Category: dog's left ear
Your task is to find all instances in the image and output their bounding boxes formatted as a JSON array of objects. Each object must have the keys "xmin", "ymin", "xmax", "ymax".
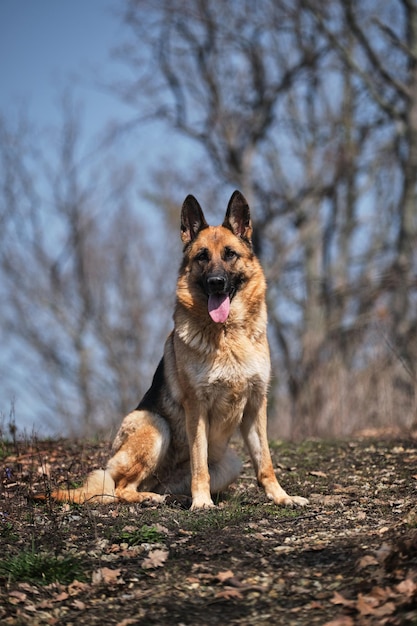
[
  {"xmin": 223, "ymin": 190, "xmax": 253, "ymax": 243},
  {"xmin": 181, "ymin": 195, "xmax": 209, "ymax": 245}
]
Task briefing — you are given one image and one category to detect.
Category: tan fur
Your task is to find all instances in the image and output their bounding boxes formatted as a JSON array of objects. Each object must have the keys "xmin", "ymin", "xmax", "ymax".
[{"xmin": 40, "ymin": 191, "xmax": 308, "ymax": 510}]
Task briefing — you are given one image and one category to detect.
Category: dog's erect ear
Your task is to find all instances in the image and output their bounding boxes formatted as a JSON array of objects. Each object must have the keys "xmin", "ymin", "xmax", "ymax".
[
  {"xmin": 223, "ymin": 190, "xmax": 253, "ymax": 243},
  {"xmin": 181, "ymin": 195, "xmax": 209, "ymax": 245}
]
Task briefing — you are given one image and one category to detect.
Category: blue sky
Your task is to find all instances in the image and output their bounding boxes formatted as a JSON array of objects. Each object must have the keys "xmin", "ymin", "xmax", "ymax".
[
  {"xmin": 0, "ymin": 0, "xmax": 199, "ymax": 189},
  {"xmin": 0, "ymin": 0, "xmax": 125, "ymax": 136}
]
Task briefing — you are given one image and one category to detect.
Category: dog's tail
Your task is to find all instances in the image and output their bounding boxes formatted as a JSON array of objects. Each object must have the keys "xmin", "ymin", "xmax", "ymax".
[{"xmin": 35, "ymin": 469, "xmax": 116, "ymax": 504}]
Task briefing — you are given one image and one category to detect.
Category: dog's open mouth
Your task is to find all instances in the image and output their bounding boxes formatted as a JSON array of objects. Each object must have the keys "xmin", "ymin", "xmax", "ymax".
[{"xmin": 208, "ymin": 293, "xmax": 230, "ymax": 323}]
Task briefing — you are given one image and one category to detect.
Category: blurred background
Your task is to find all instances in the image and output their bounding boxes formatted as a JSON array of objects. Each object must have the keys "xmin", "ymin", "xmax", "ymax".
[{"xmin": 1, "ymin": 0, "xmax": 417, "ymax": 440}]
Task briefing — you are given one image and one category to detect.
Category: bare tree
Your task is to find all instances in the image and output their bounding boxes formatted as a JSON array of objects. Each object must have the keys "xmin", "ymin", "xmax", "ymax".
[
  {"xmin": 3, "ymin": 1, "xmax": 417, "ymax": 438},
  {"xmin": 115, "ymin": 0, "xmax": 417, "ymax": 436},
  {"xmin": 0, "ymin": 100, "xmax": 173, "ymax": 435}
]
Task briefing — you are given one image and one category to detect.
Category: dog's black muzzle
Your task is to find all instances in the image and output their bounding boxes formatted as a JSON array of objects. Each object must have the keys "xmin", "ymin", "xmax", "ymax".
[{"xmin": 206, "ymin": 273, "xmax": 229, "ymax": 295}]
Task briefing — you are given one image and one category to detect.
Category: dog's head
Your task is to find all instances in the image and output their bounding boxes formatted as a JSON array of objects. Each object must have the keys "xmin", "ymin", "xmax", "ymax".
[{"xmin": 178, "ymin": 190, "xmax": 260, "ymax": 324}]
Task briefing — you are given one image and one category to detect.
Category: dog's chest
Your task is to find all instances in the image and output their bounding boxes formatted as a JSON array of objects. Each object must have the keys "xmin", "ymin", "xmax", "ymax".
[
  {"xmin": 174, "ymin": 323, "xmax": 270, "ymax": 403},
  {"xmin": 194, "ymin": 337, "xmax": 269, "ymax": 397}
]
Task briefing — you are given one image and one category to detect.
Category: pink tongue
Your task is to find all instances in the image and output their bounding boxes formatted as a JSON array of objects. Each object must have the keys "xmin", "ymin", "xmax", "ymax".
[{"xmin": 208, "ymin": 294, "xmax": 230, "ymax": 323}]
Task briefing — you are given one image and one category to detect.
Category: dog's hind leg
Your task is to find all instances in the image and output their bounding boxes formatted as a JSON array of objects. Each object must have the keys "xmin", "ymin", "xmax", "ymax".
[{"xmin": 107, "ymin": 410, "xmax": 170, "ymax": 504}]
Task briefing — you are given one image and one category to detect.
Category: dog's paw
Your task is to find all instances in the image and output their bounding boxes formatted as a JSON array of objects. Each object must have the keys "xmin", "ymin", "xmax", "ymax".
[
  {"xmin": 190, "ymin": 496, "xmax": 215, "ymax": 511},
  {"xmin": 140, "ymin": 493, "xmax": 167, "ymax": 506},
  {"xmin": 274, "ymin": 494, "xmax": 309, "ymax": 507},
  {"xmin": 164, "ymin": 494, "xmax": 192, "ymax": 509},
  {"xmin": 115, "ymin": 488, "xmax": 166, "ymax": 505}
]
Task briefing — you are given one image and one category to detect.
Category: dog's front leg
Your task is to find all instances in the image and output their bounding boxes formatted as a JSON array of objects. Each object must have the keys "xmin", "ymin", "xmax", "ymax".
[
  {"xmin": 185, "ymin": 406, "xmax": 214, "ymax": 510},
  {"xmin": 241, "ymin": 397, "xmax": 308, "ymax": 507}
]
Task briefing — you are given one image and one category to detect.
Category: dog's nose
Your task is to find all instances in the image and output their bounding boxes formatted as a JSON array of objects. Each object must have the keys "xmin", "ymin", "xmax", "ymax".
[{"xmin": 207, "ymin": 275, "xmax": 227, "ymax": 294}]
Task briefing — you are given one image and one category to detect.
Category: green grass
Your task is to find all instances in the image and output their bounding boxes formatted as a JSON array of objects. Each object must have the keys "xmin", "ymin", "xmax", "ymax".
[
  {"xmin": 0, "ymin": 551, "xmax": 87, "ymax": 585},
  {"xmin": 117, "ymin": 524, "xmax": 166, "ymax": 546},
  {"xmin": 178, "ymin": 498, "xmax": 301, "ymax": 533},
  {"xmin": 0, "ymin": 520, "xmax": 18, "ymax": 542}
]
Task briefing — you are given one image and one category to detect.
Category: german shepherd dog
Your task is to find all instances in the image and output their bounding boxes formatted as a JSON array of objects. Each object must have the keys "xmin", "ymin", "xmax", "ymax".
[{"xmin": 42, "ymin": 191, "xmax": 307, "ymax": 510}]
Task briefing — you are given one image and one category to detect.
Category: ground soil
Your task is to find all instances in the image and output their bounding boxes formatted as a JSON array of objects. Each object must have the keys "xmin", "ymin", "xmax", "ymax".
[{"xmin": 1, "ymin": 436, "xmax": 417, "ymax": 625}]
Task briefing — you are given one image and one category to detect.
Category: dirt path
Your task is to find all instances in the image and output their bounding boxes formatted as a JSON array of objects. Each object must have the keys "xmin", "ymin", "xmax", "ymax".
[{"xmin": 1, "ymin": 437, "xmax": 417, "ymax": 625}]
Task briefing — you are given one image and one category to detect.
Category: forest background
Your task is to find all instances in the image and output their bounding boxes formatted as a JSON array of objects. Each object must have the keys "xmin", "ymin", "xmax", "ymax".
[{"xmin": 1, "ymin": 0, "xmax": 417, "ymax": 440}]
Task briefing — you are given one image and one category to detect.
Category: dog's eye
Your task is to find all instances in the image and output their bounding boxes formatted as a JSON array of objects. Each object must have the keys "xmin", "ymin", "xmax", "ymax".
[
  {"xmin": 195, "ymin": 249, "xmax": 209, "ymax": 263},
  {"xmin": 224, "ymin": 247, "xmax": 238, "ymax": 261}
]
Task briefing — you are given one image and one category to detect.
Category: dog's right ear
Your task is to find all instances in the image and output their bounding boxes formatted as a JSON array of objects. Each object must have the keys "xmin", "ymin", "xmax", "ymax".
[{"xmin": 181, "ymin": 195, "xmax": 208, "ymax": 245}]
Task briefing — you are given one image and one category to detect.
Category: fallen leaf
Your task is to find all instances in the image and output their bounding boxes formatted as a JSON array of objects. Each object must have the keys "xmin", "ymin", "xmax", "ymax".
[
  {"xmin": 68, "ymin": 580, "xmax": 89, "ymax": 595},
  {"xmin": 373, "ymin": 602, "xmax": 396, "ymax": 617},
  {"xmin": 356, "ymin": 593, "xmax": 379, "ymax": 615},
  {"xmin": 375, "ymin": 542, "xmax": 392, "ymax": 563},
  {"xmin": 121, "ymin": 525, "xmax": 136, "ymax": 533},
  {"xmin": 141, "ymin": 549, "xmax": 169, "ymax": 570},
  {"xmin": 309, "ymin": 600, "xmax": 324, "ymax": 609},
  {"xmin": 323, "ymin": 618, "xmax": 354, "ymax": 626},
  {"xmin": 330, "ymin": 591, "xmax": 355, "ymax": 607},
  {"xmin": 396, "ymin": 578, "xmax": 417, "ymax": 597},
  {"xmin": 8, "ymin": 591, "xmax": 27, "ymax": 604},
  {"xmin": 215, "ymin": 588, "xmax": 243, "ymax": 600},
  {"xmin": 17, "ymin": 582, "xmax": 40, "ymax": 594},
  {"xmin": 216, "ymin": 570, "xmax": 235, "ymax": 583},
  {"xmin": 309, "ymin": 470, "xmax": 327, "ymax": 478},
  {"xmin": 72, "ymin": 600, "xmax": 87, "ymax": 610},
  {"xmin": 154, "ymin": 523, "xmax": 169, "ymax": 534},
  {"xmin": 333, "ymin": 486, "xmax": 358, "ymax": 495},
  {"xmin": 372, "ymin": 586, "xmax": 394, "ymax": 600},
  {"xmin": 357, "ymin": 554, "xmax": 379, "ymax": 569},
  {"xmin": 92, "ymin": 567, "xmax": 122, "ymax": 584},
  {"xmin": 38, "ymin": 599, "xmax": 55, "ymax": 609},
  {"xmin": 54, "ymin": 591, "xmax": 69, "ymax": 602},
  {"xmin": 110, "ymin": 544, "xmax": 121, "ymax": 553}
]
